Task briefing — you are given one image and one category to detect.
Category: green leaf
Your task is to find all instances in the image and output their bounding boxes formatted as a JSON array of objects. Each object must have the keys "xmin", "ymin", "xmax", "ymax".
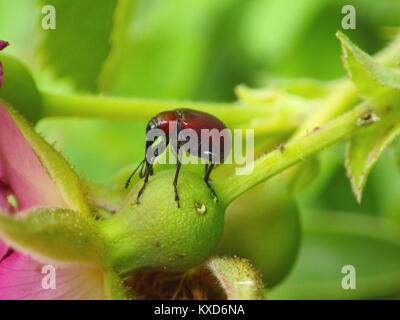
[
  {"xmin": 206, "ymin": 256, "xmax": 266, "ymax": 300},
  {"xmin": 0, "ymin": 208, "xmax": 104, "ymax": 265},
  {"xmin": 345, "ymin": 112, "xmax": 400, "ymax": 203},
  {"xmin": 98, "ymin": 0, "xmax": 137, "ymax": 91},
  {"xmin": 269, "ymin": 212, "xmax": 400, "ymax": 300},
  {"xmin": 38, "ymin": 0, "xmax": 118, "ymax": 92},
  {"xmin": 337, "ymin": 31, "xmax": 400, "ymax": 102},
  {"xmin": 239, "ymin": 0, "xmax": 326, "ymax": 67},
  {"xmin": 0, "ymin": 53, "xmax": 42, "ymax": 122},
  {"xmin": 107, "ymin": 0, "xmax": 233, "ymax": 99}
]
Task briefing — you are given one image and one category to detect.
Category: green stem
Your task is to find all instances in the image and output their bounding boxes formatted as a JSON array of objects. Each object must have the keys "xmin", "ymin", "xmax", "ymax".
[
  {"xmin": 291, "ymin": 80, "xmax": 358, "ymax": 139},
  {"xmin": 278, "ymin": 32, "xmax": 400, "ymax": 184},
  {"xmin": 215, "ymin": 102, "xmax": 386, "ymax": 207},
  {"xmin": 292, "ymin": 32, "xmax": 400, "ymax": 139},
  {"xmin": 41, "ymin": 34, "xmax": 400, "ymax": 132},
  {"xmin": 41, "ymin": 92, "xmax": 273, "ymax": 127}
]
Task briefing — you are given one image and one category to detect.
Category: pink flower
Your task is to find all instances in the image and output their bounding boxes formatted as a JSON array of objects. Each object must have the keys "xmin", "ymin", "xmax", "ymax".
[{"xmin": 0, "ymin": 102, "xmax": 107, "ymax": 299}]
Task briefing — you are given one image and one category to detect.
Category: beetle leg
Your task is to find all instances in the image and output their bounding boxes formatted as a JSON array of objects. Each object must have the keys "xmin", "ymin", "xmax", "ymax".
[
  {"xmin": 204, "ymin": 163, "xmax": 214, "ymax": 182},
  {"xmin": 204, "ymin": 163, "xmax": 217, "ymax": 200},
  {"xmin": 135, "ymin": 144, "xmax": 164, "ymax": 203},
  {"xmin": 136, "ymin": 162, "xmax": 153, "ymax": 204},
  {"xmin": 148, "ymin": 136, "xmax": 169, "ymax": 176},
  {"xmin": 173, "ymin": 161, "xmax": 182, "ymax": 208},
  {"xmin": 125, "ymin": 159, "xmax": 145, "ymax": 189},
  {"xmin": 172, "ymin": 118, "xmax": 182, "ymax": 208}
]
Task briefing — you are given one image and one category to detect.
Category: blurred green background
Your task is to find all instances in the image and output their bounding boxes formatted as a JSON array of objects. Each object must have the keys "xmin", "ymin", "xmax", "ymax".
[{"xmin": 1, "ymin": 0, "xmax": 400, "ymax": 299}]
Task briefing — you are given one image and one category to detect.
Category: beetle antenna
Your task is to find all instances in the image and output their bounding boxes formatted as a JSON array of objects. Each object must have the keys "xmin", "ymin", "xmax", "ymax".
[{"xmin": 125, "ymin": 159, "xmax": 145, "ymax": 189}]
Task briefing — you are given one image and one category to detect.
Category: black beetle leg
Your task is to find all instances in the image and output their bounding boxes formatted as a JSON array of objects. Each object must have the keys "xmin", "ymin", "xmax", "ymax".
[
  {"xmin": 204, "ymin": 163, "xmax": 217, "ymax": 200},
  {"xmin": 172, "ymin": 118, "xmax": 183, "ymax": 208},
  {"xmin": 173, "ymin": 160, "xmax": 182, "ymax": 208},
  {"xmin": 125, "ymin": 159, "xmax": 145, "ymax": 189},
  {"xmin": 136, "ymin": 162, "xmax": 153, "ymax": 204}
]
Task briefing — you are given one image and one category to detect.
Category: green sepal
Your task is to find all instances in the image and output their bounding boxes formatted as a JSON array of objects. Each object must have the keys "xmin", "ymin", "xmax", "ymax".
[
  {"xmin": 206, "ymin": 256, "xmax": 266, "ymax": 300},
  {"xmin": 3, "ymin": 103, "xmax": 91, "ymax": 215},
  {"xmin": 0, "ymin": 208, "xmax": 104, "ymax": 265},
  {"xmin": 337, "ymin": 31, "xmax": 400, "ymax": 104},
  {"xmin": 104, "ymin": 271, "xmax": 137, "ymax": 300},
  {"xmin": 346, "ymin": 111, "xmax": 400, "ymax": 203}
]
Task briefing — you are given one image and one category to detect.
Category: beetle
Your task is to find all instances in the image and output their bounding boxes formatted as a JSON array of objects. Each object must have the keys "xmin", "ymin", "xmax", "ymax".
[{"xmin": 125, "ymin": 108, "xmax": 231, "ymax": 208}]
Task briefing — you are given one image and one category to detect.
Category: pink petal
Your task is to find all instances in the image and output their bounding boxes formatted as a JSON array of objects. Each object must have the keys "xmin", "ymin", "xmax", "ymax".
[
  {"xmin": 0, "ymin": 241, "xmax": 7, "ymax": 261},
  {"xmin": 0, "ymin": 252, "xmax": 106, "ymax": 300},
  {"xmin": 0, "ymin": 104, "xmax": 67, "ymax": 210},
  {"xmin": 0, "ymin": 178, "xmax": 13, "ymax": 213},
  {"xmin": 0, "ymin": 178, "xmax": 11, "ymax": 258},
  {"xmin": 0, "ymin": 103, "xmax": 102, "ymax": 300},
  {"xmin": 0, "ymin": 41, "xmax": 9, "ymax": 51}
]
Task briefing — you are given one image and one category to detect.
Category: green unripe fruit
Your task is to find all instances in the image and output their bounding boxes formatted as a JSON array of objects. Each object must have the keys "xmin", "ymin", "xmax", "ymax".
[
  {"xmin": 99, "ymin": 169, "xmax": 225, "ymax": 275},
  {"xmin": 217, "ymin": 178, "xmax": 301, "ymax": 287}
]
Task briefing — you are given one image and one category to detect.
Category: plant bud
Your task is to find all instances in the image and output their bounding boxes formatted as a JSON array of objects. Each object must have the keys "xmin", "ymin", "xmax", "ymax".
[{"xmin": 99, "ymin": 169, "xmax": 225, "ymax": 275}]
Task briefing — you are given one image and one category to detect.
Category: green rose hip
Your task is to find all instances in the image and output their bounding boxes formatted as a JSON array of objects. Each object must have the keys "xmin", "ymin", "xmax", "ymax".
[{"xmin": 99, "ymin": 169, "xmax": 225, "ymax": 275}]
